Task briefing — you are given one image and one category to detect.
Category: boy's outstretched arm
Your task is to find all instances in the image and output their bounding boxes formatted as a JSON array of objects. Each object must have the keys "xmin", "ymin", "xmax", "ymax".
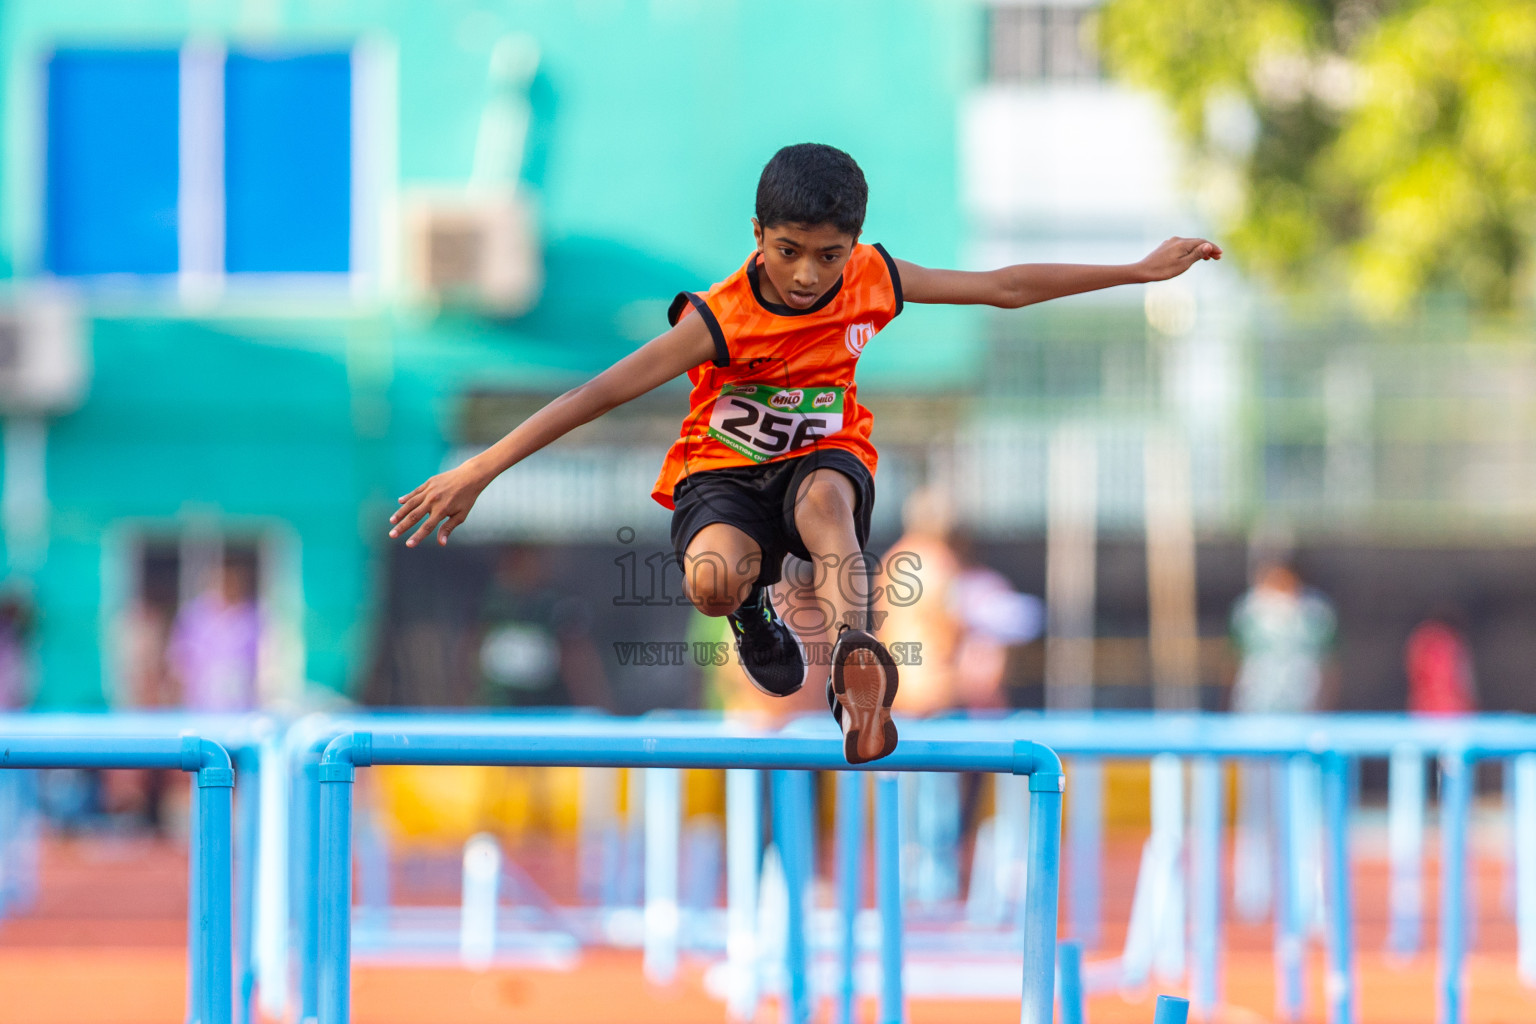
[
  {"xmin": 390, "ymin": 315, "xmax": 717, "ymax": 547},
  {"xmin": 895, "ymin": 236, "xmax": 1222, "ymax": 308}
]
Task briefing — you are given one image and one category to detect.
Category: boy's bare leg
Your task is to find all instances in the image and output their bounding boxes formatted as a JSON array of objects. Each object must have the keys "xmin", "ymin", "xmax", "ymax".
[
  {"xmin": 788, "ymin": 470, "xmax": 871, "ymax": 640},
  {"xmin": 686, "ymin": 522, "xmax": 807, "ymax": 698},
  {"xmin": 682, "ymin": 522, "xmax": 762, "ymax": 615},
  {"xmin": 772, "ymin": 558, "xmax": 832, "ymax": 674},
  {"xmin": 791, "ymin": 468, "xmax": 897, "ymax": 763}
]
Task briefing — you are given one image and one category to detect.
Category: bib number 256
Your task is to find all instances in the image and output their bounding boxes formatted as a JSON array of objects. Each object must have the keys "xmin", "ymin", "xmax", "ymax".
[{"xmin": 714, "ymin": 397, "xmax": 827, "ymax": 456}]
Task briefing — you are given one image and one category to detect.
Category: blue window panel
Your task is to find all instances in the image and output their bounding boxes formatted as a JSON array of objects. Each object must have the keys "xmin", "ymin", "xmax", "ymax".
[
  {"xmin": 46, "ymin": 50, "xmax": 180, "ymax": 276},
  {"xmin": 224, "ymin": 52, "xmax": 352, "ymax": 273}
]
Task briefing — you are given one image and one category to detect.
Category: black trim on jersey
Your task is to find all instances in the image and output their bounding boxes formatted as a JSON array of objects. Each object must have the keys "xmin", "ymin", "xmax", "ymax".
[
  {"xmin": 666, "ymin": 292, "xmax": 691, "ymax": 327},
  {"xmin": 668, "ymin": 291, "xmax": 730, "ymax": 367},
  {"xmin": 871, "ymin": 243, "xmax": 904, "ymax": 318},
  {"xmin": 746, "ymin": 257, "xmax": 844, "ymax": 317}
]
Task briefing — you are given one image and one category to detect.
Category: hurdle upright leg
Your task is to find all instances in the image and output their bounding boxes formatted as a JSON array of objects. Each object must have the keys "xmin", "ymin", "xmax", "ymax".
[
  {"xmin": 643, "ymin": 768, "xmax": 681, "ymax": 985},
  {"xmin": 317, "ymin": 758, "xmax": 356, "ymax": 1024},
  {"xmin": 1322, "ymin": 753, "xmax": 1355, "ymax": 1024},
  {"xmin": 0, "ymin": 773, "xmax": 12, "ymax": 919},
  {"xmin": 196, "ymin": 749, "xmax": 236, "ymax": 1024},
  {"xmin": 1058, "ymin": 939, "xmax": 1086, "ymax": 1024},
  {"xmin": 772, "ymin": 770, "xmax": 813, "ymax": 1024},
  {"xmin": 234, "ymin": 747, "xmax": 260, "ymax": 1024},
  {"xmin": 1514, "ymin": 753, "xmax": 1536, "ymax": 986},
  {"xmin": 836, "ymin": 770, "xmax": 867, "ymax": 1024},
  {"xmin": 1275, "ymin": 758, "xmax": 1305, "ymax": 1022},
  {"xmin": 1067, "ymin": 757, "xmax": 1103, "ymax": 948},
  {"xmin": 1190, "ymin": 757, "xmax": 1223, "ymax": 1019},
  {"xmin": 1152, "ymin": 755, "xmax": 1187, "ymax": 982},
  {"xmin": 1020, "ymin": 758, "xmax": 1064, "ymax": 1024},
  {"xmin": 875, "ymin": 773, "xmax": 904, "ymax": 1024},
  {"xmin": 12, "ymin": 771, "xmax": 41, "ymax": 913},
  {"xmin": 297, "ymin": 748, "xmax": 324, "ymax": 1024},
  {"xmin": 725, "ymin": 768, "xmax": 762, "ymax": 1021},
  {"xmin": 188, "ymin": 772, "xmax": 202, "ymax": 1024},
  {"xmin": 1438, "ymin": 750, "xmax": 1471, "ymax": 1024},
  {"xmin": 1387, "ymin": 745, "xmax": 1425, "ymax": 958},
  {"xmin": 254, "ymin": 735, "xmax": 289, "ymax": 1023},
  {"xmin": 1233, "ymin": 761, "xmax": 1272, "ymax": 922}
]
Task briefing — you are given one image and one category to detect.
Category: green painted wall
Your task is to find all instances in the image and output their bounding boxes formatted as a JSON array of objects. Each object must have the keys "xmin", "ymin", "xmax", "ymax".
[{"xmin": 0, "ymin": 0, "xmax": 983, "ymax": 705}]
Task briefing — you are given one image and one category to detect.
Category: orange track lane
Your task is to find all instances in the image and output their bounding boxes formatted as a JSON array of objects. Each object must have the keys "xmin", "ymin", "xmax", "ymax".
[{"xmin": 4, "ymin": 833, "xmax": 1536, "ymax": 1023}]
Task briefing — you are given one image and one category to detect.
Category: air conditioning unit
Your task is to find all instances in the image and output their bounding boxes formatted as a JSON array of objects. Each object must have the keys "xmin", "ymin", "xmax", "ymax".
[
  {"xmin": 0, "ymin": 295, "xmax": 87, "ymax": 415},
  {"xmin": 401, "ymin": 187, "xmax": 542, "ymax": 316}
]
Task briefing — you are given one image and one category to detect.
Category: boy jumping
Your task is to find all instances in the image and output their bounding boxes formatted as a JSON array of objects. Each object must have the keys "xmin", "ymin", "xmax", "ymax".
[{"xmin": 389, "ymin": 143, "xmax": 1221, "ymax": 763}]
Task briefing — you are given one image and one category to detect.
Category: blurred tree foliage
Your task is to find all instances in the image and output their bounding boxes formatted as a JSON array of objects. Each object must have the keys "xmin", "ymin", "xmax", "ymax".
[{"xmin": 1098, "ymin": 0, "xmax": 1536, "ymax": 317}]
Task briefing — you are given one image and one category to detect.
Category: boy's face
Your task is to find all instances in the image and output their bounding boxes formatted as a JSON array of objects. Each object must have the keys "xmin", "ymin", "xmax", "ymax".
[{"xmin": 752, "ymin": 219, "xmax": 858, "ymax": 310}]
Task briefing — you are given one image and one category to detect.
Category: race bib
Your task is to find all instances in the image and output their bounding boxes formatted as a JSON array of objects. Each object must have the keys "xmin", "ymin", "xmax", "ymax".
[{"xmin": 707, "ymin": 383, "xmax": 845, "ymax": 462}]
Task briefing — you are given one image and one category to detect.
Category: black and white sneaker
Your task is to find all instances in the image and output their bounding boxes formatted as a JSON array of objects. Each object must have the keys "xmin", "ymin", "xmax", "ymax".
[{"xmin": 727, "ymin": 584, "xmax": 806, "ymax": 697}]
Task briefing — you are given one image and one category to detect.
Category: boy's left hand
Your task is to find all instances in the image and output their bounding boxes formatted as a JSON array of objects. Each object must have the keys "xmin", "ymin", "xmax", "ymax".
[{"xmin": 1138, "ymin": 237, "xmax": 1222, "ymax": 282}]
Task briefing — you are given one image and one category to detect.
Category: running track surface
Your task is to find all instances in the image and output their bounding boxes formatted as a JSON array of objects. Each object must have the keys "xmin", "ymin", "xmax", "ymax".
[{"xmin": 2, "ymin": 829, "xmax": 1533, "ymax": 1024}]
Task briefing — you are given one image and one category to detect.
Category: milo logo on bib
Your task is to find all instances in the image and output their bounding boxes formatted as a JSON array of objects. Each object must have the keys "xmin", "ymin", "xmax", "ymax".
[
  {"xmin": 770, "ymin": 389, "xmax": 803, "ymax": 409},
  {"xmin": 709, "ymin": 384, "xmax": 846, "ymax": 462}
]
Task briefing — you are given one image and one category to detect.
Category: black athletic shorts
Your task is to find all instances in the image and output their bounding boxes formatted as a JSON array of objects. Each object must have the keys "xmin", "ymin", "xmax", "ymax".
[{"xmin": 670, "ymin": 448, "xmax": 875, "ymax": 588}]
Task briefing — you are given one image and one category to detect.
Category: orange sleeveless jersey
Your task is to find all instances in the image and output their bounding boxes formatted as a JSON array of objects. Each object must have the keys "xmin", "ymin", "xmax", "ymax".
[{"xmin": 651, "ymin": 243, "xmax": 904, "ymax": 508}]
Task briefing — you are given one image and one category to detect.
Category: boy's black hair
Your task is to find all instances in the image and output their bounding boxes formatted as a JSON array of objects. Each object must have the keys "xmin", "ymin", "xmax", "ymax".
[{"xmin": 755, "ymin": 143, "xmax": 867, "ymax": 236}]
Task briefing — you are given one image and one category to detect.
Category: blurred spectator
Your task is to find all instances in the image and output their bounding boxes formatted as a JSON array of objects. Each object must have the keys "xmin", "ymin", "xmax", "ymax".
[
  {"xmin": 476, "ymin": 546, "xmax": 611, "ymax": 709},
  {"xmin": 1228, "ymin": 560, "xmax": 1337, "ymax": 713},
  {"xmin": 168, "ymin": 559, "xmax": 263, "ymax": 712},
  {"xmin": 0, "ymin": 584, "xmax": 35, "ymax": 709},
  {"xmin": 1229, "ymin": 559, "xmax": 1336, "ymax": 922},
  {"xmin": 945, "ymin": 533, "xmax": 1045, "ymax": 850},
  {"xmin": 949, "ymin": 532, "xmax": 1043, "ymax": 712},
  {"xmin": 119, "ymin": 599, "xmax": 175, "ymax": 709},
  {"xmin": 106, "ymin": 599, "xmax": 178, "ymax": 831},
  {"xmin": 1405, "ymin": 607, "xmax": 1477, "ymax": 715},
  {"xmin": 876, "ymin": 486, "xmax": 963, "ymax": 716},
  {"xmin": 874, "ymin": 488, "xmax": 967, "ymax": 907}
]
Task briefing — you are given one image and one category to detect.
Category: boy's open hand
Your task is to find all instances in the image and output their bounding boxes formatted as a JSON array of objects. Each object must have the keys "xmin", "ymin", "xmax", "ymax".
[
  {"xmin": 1138, "ymin": 237, "xmax": 1222, "ymax": 282},
  {"xmin": 389, "ymin": 460, "xmax": 490, "ymax": 548}
]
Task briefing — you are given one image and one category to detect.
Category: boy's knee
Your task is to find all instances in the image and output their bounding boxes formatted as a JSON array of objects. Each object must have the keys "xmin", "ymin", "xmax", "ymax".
[
  {"xmin": 796, "ymin": 475, "xmax": 852, "ymax": 525},
  {"xmin": 685, "ymin": 569, "xmax": 751, "ymax": 617},
  {"xmin": 689, "ymin": 589, "xmax": 742, "ymax": 617}
]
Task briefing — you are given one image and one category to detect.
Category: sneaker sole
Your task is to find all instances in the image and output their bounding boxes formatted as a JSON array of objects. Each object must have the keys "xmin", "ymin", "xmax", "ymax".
[{"xmin": 831, "ymin": 634, "xmax": 899, "ymax": 765}]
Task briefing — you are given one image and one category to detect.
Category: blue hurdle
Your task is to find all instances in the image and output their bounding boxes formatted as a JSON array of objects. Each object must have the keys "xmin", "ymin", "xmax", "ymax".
[
  {"xmin": 899, "ymin": 711, "xmax": 1536, "ymax": 1024},
  {"xmin": 0, "ymin": 712, "xmax": 276, "ymax": 1024},
  {"xmin": 0, "ymin": 733, "xmax": 235, "ymax": 1024},
  {"xmin": 14, "ymin": 709, "xmax": 1536, "ymax": 1024},
  {"xmin": 308, "ymin": 724, "xmax": 1069, "ymax": 1024},
  {"xmin": 283, "ymin": 711, "xmax": 651, "ymax": 1023},
  {"xmin": 274, "ymin": 709, "xmax": 1536, "ymax": 1024}
]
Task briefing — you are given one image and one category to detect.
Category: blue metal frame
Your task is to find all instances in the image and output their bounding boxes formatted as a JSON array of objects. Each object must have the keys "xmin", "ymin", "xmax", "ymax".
[
  {"xmin": 891, "ymin": 711, "xmax": 1536, "ymax": 1024},
  {"xmin": 1058, "ymin": 939, "xmax": 1086, "ymax": 1024},
  {"xmin": 310, "ymin": 726, "xmax": 1066, "ymax": 1024},
  {"xmin": 1321, "ymin": 753, "xmax": 1355, "ymax": 1024},
  {"xmin": 1189, "ymin": 756, "xmax": 1222, "ymax": 1018},
  {"xmin": 0, "ymin": 712, "xmax": 271, "ymax": 1024},
  {"xmin": 772, "ymin": 768, "xmax": 814, "ymax": 1024},
  {"xmin": 0, "ymin": 734, "xmax": 234, "ymax": 1024},
  {"xmin": 1067, "ymin": 758, "xmax": 1103, "ymax": 948},
  {"xmin": 14, "ymin": 710, "xmax": 1536, "ymax": 1024},
  {"xmin": 1152, "ymin": 994, "xmax": 1190, "ymax": 1024},
  {"xmin": 835, "ymin": 770, "xmax": 866, "ymax": 1024},
  {"xmin": 1439, "ymin": 749, "xmax": 1471, "ymax": 1024},
  {"xmin": 875, "ymin": 772, "xmax": 905, "ymax": 1024}
]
